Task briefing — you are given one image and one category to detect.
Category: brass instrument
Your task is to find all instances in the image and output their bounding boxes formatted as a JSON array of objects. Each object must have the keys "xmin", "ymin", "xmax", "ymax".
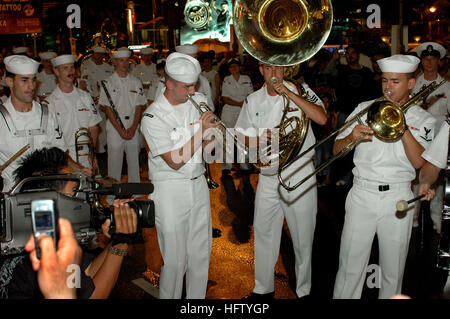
[
  {"xmin": 232, "ymin": 0, "xmax": 333, "ymax": 181},
  {"xmin": 279, "ymin": 79, "xmax": 447, "ymax": 191},
  {"xmin": 188, "ymin": 95, "xmax": 249, "ymax": 189},
  {"xmin": 233, "ymin": 0, "xmax": 333, "ymax": 66},
  {"xmin": 0, "ymin": 144, "xmax": 30, "ymax": 173},
  {"xmin": 75, "ymin": 127, "xmax": 95, "ymax": 170}
]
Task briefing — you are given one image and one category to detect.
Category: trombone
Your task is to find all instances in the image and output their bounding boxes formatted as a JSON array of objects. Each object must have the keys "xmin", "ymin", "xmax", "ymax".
[{"xmin": 278, "ymin": 79, "xmax": 447, "ymax": 191}]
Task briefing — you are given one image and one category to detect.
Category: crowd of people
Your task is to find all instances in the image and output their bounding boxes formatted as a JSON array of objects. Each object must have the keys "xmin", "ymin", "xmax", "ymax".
[{"xmin": 0, "ymin": 38, "xmax": 448, "ymax": 299}]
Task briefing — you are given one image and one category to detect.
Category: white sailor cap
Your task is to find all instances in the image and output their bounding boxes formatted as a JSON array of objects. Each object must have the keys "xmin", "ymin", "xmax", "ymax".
[
  {"xmin": 377, "ymin": 54, "xmax": 420, "ymax": 73},
  {"xmin": 12, "ymin": 47, "xmax": 28, "ymax": 54},
  {"xmin": 92, "ymin": 46, "xmax": 107, "ymax": 53},
  {"xmin": 39, "ymin": 51, "xmax": 57, "ymax": 60},
  {"xmin": 4, "ymin": 55, "xmax": 40, "ymax": 75},
  {"xmin": 165, "ymin": 52, "xmax": 201, "ymax": 83},
  {"xmin": 112, "ymin": 47, "xmax": 131, "ymax": 58},
  {"xmin": 51, "ymin": 54, "xmax": 76, "ymax": 67},
  {"xmin": 141, "ymin": 47, "xmax": 154, "ymax": 55},
  {"xmin": 417, "ymin": 42, "xmax": 446, "ymax": 59},
  {"xmin": 175, "ymin": 44, "xmax": 199, "ymax": 56}
]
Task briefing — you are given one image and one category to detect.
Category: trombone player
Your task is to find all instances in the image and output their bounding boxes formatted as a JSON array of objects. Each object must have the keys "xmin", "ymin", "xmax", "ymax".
[
  {"xmin": 235, "ymin": 63, "xmax": 327, "ymax": 298},
  {"xmin": 332, "ymin": 55, "xmax": 436, "ymax": 299}
]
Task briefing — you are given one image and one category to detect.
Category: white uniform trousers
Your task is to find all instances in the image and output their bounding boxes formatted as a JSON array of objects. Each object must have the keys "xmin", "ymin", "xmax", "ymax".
[
  {"xmin": 151, "ymin": 176, "xmax": 212, "ymax": 299},
  {"xmin": 221, "ymin": 104, "xmax": 249, "ymax": 171},
  {"xmin": 106, "ymin": 125, "xmax": 140, "ymax": 183},
  {"xmin": 253, "ymin": 160, "xmax": 317, "ymax": 297},
  {"xmin": 333, "ymin": 178, "xmax": 415, "ymax": 299}
]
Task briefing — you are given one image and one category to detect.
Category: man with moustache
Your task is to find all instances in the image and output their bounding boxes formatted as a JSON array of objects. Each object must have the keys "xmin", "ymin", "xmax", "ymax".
[
  {"xmin": 0, "ymin": 55, "xmax": 65, "ymax": 192},
  {"xmin": 46, "ymin": 54, "xmax": 102, "ymax": 171}
]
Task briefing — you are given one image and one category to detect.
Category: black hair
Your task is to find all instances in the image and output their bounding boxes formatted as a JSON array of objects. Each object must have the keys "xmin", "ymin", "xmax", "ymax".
[
  {"xmin": 156, "ymin": 60, "xmax": 166, "ymax": 70},
  {"xmin": 13, "ymin": 147, "xmax": 69, "ymax": 191},
  {"xmin": 5, "ymin": 70, "xmax": 15, "ymax": 79}
]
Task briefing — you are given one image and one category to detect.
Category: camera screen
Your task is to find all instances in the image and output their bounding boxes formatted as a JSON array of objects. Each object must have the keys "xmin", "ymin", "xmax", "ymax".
[{"xmin": 35, "ymin": 211, "xmax": 54, "ymax": 230}]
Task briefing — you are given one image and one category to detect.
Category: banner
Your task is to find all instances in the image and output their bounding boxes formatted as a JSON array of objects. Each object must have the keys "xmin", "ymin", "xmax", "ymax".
[
  {"xmin": 0, "ymin": 0, "xmax": 42, "ymax": 34},
  {"xmin": 181, "ymin": 0, "xmax": 232, "ymax": 45}
]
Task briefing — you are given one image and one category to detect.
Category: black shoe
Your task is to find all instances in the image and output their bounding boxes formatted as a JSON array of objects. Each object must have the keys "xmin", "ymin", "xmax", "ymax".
[
  {"xmin": 243, "ymin": 291, "xmax": 275, "ymax": 300},
  {"xmin": 212, "ymin": 227, "xmax": 222, "ymax": 238}
]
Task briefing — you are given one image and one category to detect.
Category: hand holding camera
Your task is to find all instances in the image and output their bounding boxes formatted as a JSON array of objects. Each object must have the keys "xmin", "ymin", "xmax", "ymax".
[{"xmin": 25, "ymin": 218, "xmax": 82, "ymax": 299}]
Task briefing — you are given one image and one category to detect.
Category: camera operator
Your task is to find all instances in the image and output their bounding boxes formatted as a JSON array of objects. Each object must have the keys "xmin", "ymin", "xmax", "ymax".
[{"xmin": 0, "ymin": 147, "xmax": 137, "ymax": 299}]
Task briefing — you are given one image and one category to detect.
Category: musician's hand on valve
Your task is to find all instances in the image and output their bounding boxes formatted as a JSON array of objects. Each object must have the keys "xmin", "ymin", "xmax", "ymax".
[
  {"xmin": 200, "ymin": 111, "xmax": 221, "ymax": 136},
  {"xmin": 272, "ymin": 81, "xmax": 289, "ymax": 96},
  {"xmin": 351, "ymin": 124, "xmax": 373, "ymax": 142}
]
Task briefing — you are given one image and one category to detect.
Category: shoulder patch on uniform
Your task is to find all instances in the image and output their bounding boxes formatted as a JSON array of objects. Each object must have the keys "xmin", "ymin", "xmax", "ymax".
[
  {"xmin": 420, "ymin": 126, "xmax": 432, "ymax": 142},
  {"xmin": 143, "ymin": 112, "xmax": 154, "ymax": 118}
]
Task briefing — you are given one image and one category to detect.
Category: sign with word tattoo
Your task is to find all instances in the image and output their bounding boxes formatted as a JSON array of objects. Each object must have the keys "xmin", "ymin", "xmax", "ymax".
[{"xmin": 0, "ymin": 0, "xmax": 42, "ymax": 34}]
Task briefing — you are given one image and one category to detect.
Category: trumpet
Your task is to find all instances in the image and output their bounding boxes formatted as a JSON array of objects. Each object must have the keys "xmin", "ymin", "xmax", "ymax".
[
  {"xmin": 188, "ymin": 95, "xmax": 250, "ymax": 162},
  {"xmin": 278, "ymin": 79, "xmax": 447, "ymax": 191}
]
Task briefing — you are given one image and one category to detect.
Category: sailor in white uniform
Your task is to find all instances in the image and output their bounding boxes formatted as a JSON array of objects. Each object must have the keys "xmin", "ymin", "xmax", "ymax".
[
  {"xmin": 131, "ymin": 47, "xmax": 158, "ymax": 98},
  {"xmin": 98, "ymin": 47, "xmax": 146, "ymax": 183},
  {"xmin": 333, "ymin": 55, "xmax": 436, "ymax": 299},
  {"xmin": 412, "ymin": 42, "xmax": 450, "ymax": 234},
  {"xmin": 141, "ymin": 52, "xmax": 220, "ymax": 299},
  {"xmin": 46, "ymin": 54, "xmax": 102, "ymax": 170},
  {"xmin": 0, "ymin": 55, "xmax": 66, "ymax": 191},
  {"xmin": 80, "ymin": 46, "xmax": 114, "ymax": 154},
  {"xmin": 220, "ymin": 58, "xmax": 253, "ymax": 173},
  {"xmin": 235, "ymin": 63, "xmax": 327, "ymax": 298},
  {"xmin": 36, "ymin": 51, "xmax": 57, "ymax": 100}
]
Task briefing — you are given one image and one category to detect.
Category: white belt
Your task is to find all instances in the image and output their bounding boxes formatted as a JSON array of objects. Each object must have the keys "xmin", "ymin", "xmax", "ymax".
[{"xmin": 353, "ymin": 177, "xmax": 411, "ymax": 192}]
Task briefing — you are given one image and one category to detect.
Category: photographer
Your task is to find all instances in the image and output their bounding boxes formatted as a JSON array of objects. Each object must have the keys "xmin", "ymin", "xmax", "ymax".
[{"xmin": 0, "ymin": 147, "xmax": 137, "ymax": 299}]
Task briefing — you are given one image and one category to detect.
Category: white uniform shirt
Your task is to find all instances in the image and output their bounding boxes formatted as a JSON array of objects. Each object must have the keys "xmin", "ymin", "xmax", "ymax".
[
  {"xmin": 222, "ymin": 74, "xmax": 253, "ymax": 108},
  {"xmin": 0, "ymin": 98, "xmax": 66, "ymax": 191},
  {"xmin": 413, "ymin": 74, "xmax": 450, "ymax": 132},
  {"xmin": 98, "ymin": 72, "xmax": 147, "ymax": 130},
  {"xmin": 36, "ymin": 70, "xmax": 57, "ymax": 98},
  {"xmin": 146, "ymin": 76, "xmax": 165, "ymax": 102},
  {"xmin": 131, "ymin": 62, "xmax": 158, "ymax": 96},
  {"xmin": 337, "ymin": 100, "xmax": 436, "ymax": 183},
  {"xmin": 140, "ymin": 92, "xmax": 206, "ymax": 181},
  {"xmin": 235, "ymin": 81, "xmax": 323, "ymax": 173},
  {"xmin": 46, "ymin": 86, "xmax": 102, "ymax": 161},
  {"xmin": 202, "ymin": 69, "xmax": 218, "ymax": 102},
  {"xmin": 80, "ymin": 59, "xmax": 114, "ymax": 98},
  {"xmin": 422, "ymin": 120, "xmax": 449, "ymax": 169}
]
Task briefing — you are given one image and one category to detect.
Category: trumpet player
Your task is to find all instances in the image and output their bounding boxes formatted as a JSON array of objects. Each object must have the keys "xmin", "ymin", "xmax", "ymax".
[
  {"xmin": 46, "ymin": 54, "xmax": 102, "ymax": 171},
  {"xmin": 140, "ymin": 52, "xmax": 220, "ymax": 299},
  {"xmin": 235, "ymin": 63, "xmax": 327, "ymax": 298},
  {"xmin": 332, "ymin": 55, "xmax": 436, "ymax": 299}
]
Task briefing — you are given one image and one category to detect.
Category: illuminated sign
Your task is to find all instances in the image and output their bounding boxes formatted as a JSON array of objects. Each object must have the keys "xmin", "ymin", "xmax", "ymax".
[
  {"xmin": 181, "ymin": 0, "xmax": 232, "ymax": 44},
  {"xmin": 0, "ymin": 0, "xmax": 42, "ymax": 34}
]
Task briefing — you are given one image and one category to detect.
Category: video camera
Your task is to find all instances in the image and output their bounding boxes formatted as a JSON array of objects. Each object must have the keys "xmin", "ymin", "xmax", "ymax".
[{"xmin": 0, "ymin": 173, "xmax": 155, "ymax": 256}]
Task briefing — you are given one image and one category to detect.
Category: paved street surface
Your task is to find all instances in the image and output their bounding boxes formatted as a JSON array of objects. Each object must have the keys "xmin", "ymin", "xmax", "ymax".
[{"xmin": 104, "ymin": 160, "xmax": 448, "ymax": 300}]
